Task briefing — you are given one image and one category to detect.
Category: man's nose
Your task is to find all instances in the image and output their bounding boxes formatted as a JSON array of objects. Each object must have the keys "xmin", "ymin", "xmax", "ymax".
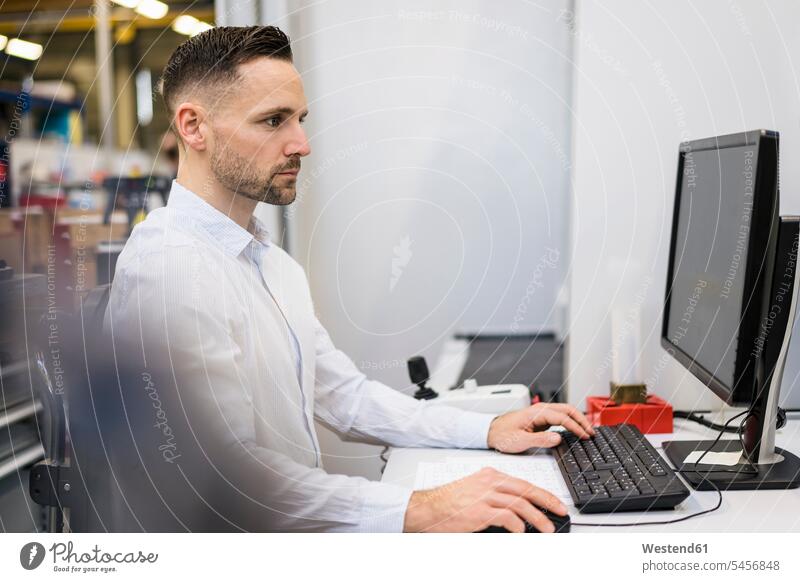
[{"xmin": 286, "ymin": 124, "xmax": 311, "ymax": 157}]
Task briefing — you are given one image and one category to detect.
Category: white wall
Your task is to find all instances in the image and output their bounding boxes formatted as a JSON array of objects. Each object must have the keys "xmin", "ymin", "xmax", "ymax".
[
  {"xmin": 567, "ymin": 0, "xmax": 800, "ymax": 410},
  {"xmin": 287, "ymin": 0, "xmax": 574, "ymax": 477}
]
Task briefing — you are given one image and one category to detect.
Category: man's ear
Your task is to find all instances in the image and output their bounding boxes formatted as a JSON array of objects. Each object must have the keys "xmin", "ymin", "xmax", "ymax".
[{"xmin": 174, "ymin": 101, "xmax": 209, "ymax": 152}]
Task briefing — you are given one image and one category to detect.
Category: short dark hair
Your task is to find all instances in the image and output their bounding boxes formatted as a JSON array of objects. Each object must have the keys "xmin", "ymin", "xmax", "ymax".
[{"xmin": 159, "ymin": 25, "xmax": 293, "ymax": 117}]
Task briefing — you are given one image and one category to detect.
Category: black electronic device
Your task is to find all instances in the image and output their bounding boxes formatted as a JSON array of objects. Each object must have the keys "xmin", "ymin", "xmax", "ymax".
[
  {"xmin": 407, "ymin": 356, "xmax": 439, "ymax": 400},
  {"xmin": 553, "ymin": 424, "xmax": 690, "ymax": 513},
  {"xmin": 660, "ymin": 130, "xmax": 800, "ymax": 490},
  {"xmin": 478, "ymin": 509, "xmax": 571, "ymax": 533}
]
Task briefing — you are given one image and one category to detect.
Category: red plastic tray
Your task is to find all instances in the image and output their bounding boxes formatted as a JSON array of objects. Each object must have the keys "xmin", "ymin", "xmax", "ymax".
[{"xmin": 586, "ymin": 394, "xmax": 673, "ymax": 434}]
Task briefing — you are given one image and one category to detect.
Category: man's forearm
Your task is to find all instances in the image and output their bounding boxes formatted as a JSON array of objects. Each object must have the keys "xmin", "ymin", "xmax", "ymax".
[{"xmin": 319, "ymin": 376, "xmax": 498, "ymax": 449}]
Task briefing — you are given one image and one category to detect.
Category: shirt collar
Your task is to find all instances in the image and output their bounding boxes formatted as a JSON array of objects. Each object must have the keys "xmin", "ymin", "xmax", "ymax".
[{"xmin": 166, "ymin": 180, "xmax": 271, "ymax": 257}]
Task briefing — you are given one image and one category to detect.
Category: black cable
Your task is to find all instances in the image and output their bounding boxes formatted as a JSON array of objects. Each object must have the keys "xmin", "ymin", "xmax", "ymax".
[
  {"xmin": 379, "ymin": 446, "xmax": 389, "ymax": 475},
  {"xmin": 692, "ymin": 409, "xmax": 759, "ymax": 476},
  {"xmin": 674, "ymin": 410, "xmax": 740, "ymax": 433},
  {"xmin": 571, "ymin": 409, "xmax": 755, "ymax": 528},
  {"xmin": 676, "ymin": 406, "xmax": 797, "ymax": 431}
]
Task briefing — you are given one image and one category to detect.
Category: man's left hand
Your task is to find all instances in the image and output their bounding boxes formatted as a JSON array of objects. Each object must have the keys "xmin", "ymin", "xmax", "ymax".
[{"xmin": 487, "ymin": 402, "xmax": 596, "ymax": 453}]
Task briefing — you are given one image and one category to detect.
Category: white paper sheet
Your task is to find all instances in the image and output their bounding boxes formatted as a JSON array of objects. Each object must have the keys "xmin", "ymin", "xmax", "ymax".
[
  {"xmin": 414, "ymin": 455, "xmax": 573, "ymax": 505},
  {"xmin": 683, "ymin": 449, "xmax": 743, "ymax": 466}
]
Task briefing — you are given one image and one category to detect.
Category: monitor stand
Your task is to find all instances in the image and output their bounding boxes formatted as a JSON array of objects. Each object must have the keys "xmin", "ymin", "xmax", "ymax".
[
  {"xmin": 665, "ymin": 216, "xmax": 800, "ymax": 491},
  {"xmin": 662, "ymin": 438, "xmax": 800, "ymax": 491}
]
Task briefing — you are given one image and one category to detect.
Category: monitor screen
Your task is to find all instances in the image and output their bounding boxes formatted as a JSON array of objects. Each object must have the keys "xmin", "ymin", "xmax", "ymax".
[{"xmin": 664, "ymin": 144, "xmax": 757, "ymax": 393}]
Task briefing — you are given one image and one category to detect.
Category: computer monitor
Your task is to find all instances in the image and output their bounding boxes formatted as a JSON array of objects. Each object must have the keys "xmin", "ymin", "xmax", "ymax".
[{"xmin": 661, "ymin": 129, "xmax": 800, "ymax": 490}]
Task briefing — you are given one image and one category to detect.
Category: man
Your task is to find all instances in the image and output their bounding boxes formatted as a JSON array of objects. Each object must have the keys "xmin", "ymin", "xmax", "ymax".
[{"xmin": 106, "ymin": 25, "xmax": 595, "ymax": 533}]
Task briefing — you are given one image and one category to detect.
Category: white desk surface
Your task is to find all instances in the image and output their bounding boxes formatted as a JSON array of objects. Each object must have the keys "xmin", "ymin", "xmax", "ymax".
[{"xmin": 381, "ymin": 417, "xmax": 800, "ymax": 532}]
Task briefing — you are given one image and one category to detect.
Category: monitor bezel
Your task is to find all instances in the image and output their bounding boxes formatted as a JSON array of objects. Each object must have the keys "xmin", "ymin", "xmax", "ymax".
[{"xmin": 661, "ymin": 130, "xmax": 780, "ymax": 405}]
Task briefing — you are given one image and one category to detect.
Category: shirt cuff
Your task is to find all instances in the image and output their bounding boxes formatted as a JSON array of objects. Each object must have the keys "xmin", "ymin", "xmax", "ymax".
[
  {"xmin": 356, "ymin": 481, "xmax": 415, "ymax": 532},
  {"xmin": 444, "ymin": 410, "xmax": 497, "ymax": 450}
]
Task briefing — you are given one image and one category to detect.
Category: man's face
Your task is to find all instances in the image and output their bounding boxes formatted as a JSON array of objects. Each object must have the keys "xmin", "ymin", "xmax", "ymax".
[{"xmin": 205, "ymin": 58, "xmax": 310, "ymax": 205}]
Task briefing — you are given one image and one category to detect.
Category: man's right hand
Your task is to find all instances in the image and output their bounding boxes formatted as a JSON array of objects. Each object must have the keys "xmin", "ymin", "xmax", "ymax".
[{"xmin": 402, "ymin": 467, "xmax": 568, "ymax": 533}]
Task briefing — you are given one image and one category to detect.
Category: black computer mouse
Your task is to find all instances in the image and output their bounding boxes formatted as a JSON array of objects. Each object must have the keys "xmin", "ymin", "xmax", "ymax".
[{"xmin": 477, "ymin": 509, "xmax": 571, "ymax": 533}]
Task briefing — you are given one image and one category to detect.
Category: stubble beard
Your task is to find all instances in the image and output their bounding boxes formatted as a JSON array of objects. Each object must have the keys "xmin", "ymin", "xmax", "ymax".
[{"xmin": 210, "ymin": 147, "xmax": 299, "ymax": 206}]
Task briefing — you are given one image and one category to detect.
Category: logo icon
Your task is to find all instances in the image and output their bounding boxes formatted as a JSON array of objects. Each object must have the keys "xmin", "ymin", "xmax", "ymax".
[{"xmin": 20, "ymin": 542, "xmax": 46, "ymax": 570}]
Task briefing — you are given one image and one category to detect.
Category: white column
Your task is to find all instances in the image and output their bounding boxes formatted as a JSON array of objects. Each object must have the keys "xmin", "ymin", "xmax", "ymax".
[{"xmin": 94, "ymin": 0, "xmax": 114, "ymax": 151}]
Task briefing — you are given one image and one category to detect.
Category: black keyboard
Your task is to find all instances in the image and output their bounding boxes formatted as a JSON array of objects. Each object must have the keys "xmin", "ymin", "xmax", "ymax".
[{"xmin": 553, "ymin": 424, "xmax": 690, "ymax": 513}]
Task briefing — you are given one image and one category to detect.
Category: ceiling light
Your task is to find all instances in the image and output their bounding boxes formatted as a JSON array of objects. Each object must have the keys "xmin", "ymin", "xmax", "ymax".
[
  {"xmin": 6, "ymin": 38, "xmax": 43, "ymax": 61},
  {"xmin": 172, "ymin": 15, "xmax": 199, "ymax": 36},
  {"xmin": 134, "ymin": 0, "xmax": 168, "ymax": 20},
  {"xmin": 172, "ymin": 16, "xmax": 213, "ymax": 37},
  {"xmin": 0, "ymin": 35, "xmax": 8, "ymax": 51}
]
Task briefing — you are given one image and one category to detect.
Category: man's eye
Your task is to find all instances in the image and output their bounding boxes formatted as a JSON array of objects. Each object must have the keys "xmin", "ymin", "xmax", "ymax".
[{"xmin": 265, "ymin": 117, "xmax": 282, "ymax": 128}]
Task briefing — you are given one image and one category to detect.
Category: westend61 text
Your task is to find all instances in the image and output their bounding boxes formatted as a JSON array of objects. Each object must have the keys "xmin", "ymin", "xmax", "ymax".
[{"xmin": 642, "ymin": 543, "xmax": 708, "ymax": 554}]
